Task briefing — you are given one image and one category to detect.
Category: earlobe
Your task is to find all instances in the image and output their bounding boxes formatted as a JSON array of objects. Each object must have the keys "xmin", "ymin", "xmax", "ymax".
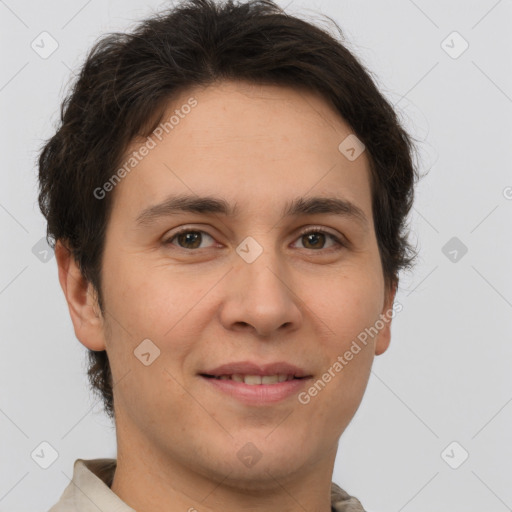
[
  {"xmin": 55, "ymin": 239, "xmax": 107, "ymax": 351},
  {"xmin": 374, "ymin": 280, "xmax": 397, "ymax": 356}
]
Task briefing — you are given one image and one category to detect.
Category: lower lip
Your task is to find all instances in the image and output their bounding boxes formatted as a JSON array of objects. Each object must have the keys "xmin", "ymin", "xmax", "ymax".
[{"xmin": 201, "ymin": 376, "xmax": 310, "ymax": 404}]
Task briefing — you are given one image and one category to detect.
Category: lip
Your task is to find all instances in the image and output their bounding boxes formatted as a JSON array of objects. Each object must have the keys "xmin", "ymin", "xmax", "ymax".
[
  {"xmin": 201, "ymin": 375, "xmax": 311, "ymax": 404},
  {"xmin": 199, "ymin": 361, "xmax": 312, "ymax": 405},
  {"xmin": 201, "ymin": 361, "xmax": 309, "ymax": 378}
]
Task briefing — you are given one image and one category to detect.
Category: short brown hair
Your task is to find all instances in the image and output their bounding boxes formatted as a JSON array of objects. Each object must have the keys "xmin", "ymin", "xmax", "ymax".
[{"xmin": 38, "ymin": 0, "xmax": 419, "ymax": 420}]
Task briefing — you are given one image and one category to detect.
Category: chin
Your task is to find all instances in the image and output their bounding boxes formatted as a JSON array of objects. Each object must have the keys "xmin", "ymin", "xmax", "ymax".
[
  {"xmin": 215, "ymin": 458, "xmax": 309, "ymax": 493},
  {"xmin": 235, "ymin": 441, "xmax": 316, "ymax": 487}
]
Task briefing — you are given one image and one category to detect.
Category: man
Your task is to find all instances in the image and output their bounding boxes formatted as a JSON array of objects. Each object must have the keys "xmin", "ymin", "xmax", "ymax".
[{"xmin": 39, "ymin": 0, "xmax": 418, "ymax": 510}]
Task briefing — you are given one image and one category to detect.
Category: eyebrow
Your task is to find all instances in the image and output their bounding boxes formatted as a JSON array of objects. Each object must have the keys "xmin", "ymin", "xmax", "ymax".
[{"xmin": 135, "ymin": 194, "xmax": 368, "ymax": 229}]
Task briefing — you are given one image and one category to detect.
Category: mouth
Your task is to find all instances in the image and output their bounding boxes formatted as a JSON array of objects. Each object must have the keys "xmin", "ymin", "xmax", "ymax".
[
  {"xmin": 199, "ymin": 361, "xmax": 312, "ymax": 403},
  {"xmin": 200, "ymin": 373, "xmax": 308, "ymax": 385},
  {"xmin": 199, "ymin": 362, "xmax": 312, "ymax": 404}
]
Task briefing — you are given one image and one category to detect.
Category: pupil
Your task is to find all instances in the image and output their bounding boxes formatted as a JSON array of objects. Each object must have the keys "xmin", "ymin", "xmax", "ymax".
[
  {"xmin": 305, "ymin": 232, "xmax": 324, "ymax": 249},
  {"xmin": 179, "ymin": 232, "xmax": 201, "ymax": 248}
]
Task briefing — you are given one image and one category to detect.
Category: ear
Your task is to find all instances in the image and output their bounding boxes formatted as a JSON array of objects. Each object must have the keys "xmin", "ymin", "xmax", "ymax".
[
  {"xmin": 55, "ymin": 239, "xmax": 107, "ymax": 351},
  {"xmin": 374, "ymin": 280, "xmax": 398, "ymax": 356}
]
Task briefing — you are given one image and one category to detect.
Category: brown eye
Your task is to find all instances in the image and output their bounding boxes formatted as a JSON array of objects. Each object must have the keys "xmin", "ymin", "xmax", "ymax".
[
  {"xmin": 301, "ymin": 232, "xmax": 326, "ymax": 249},
  {"xmin": 293, "ymin": 228, "xmax": 344, "ymax": 251},
  {"xmin": 165, "ymin": 230, "xmax": 216, "ymax": 249}
]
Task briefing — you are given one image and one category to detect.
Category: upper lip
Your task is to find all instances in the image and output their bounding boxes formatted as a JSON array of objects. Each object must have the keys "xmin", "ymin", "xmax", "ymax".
[{"xmin": 201, "ymin": 361, "xmax": 310, "ymax": 378}]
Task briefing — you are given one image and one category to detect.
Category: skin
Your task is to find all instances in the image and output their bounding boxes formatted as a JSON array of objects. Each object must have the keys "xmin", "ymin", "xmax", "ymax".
[{"xmin": 56, "ymin": 80, "xmax": 396, "ymax": 512}]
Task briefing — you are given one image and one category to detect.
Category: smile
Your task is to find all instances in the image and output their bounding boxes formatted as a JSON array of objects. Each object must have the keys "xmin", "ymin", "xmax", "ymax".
[
  {"xmin": 203, "ymin": 374, "xmax": 305, "ymax": 385},
  {"xmin": 200, "ymin": 374, "xmax": 311, "ymax": 404}
]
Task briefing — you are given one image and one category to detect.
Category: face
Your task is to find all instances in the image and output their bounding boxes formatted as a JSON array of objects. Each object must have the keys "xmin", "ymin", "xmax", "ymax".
[{"xmin": 61, "ymin": 80, "xmax": 396, "ymax": 492}]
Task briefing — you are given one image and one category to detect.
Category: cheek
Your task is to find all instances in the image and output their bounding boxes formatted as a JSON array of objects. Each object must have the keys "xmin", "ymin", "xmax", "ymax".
[
  {"xmin": 312, "ymin": 268, "xmax": 383, "ymax": 409},
  {"xmin": 100, "ymin": 259, "xmax": 201, "ymax": 419},
  {"xmin": 101, "ymin": 255, "xmax": 221, "ymax": 380},
  {"xmin": 312, "ymin": 268, "xmax": 384, "ymax": 345},
  {"xmin": 104, "ymin": 255, "xmax": 206, "ymax": 334}
]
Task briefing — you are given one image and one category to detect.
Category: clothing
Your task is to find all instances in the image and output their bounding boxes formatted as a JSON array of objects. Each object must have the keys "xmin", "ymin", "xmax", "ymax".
[{"xmin": 48, "ymin": 458, "xmax": 366, "ymax": 512}]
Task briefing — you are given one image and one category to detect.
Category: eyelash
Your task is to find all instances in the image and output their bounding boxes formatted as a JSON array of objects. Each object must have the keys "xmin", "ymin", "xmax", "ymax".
[{"xmin": 164, "ymin": 226, "xmax": 346, "ymax": 252}]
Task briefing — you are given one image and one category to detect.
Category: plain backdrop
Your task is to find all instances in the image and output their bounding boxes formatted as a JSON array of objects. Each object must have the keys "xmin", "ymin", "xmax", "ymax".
[{"xmin": 1, "ymin": 1, "xmax": 511, "ymax": 511}]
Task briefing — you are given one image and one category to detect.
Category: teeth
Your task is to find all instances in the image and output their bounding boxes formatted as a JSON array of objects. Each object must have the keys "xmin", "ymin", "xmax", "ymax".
[
  {"xmin": 216, "ymin": 374, "xmax": 295, "ymax": 385},
  {"xmin": 244, "ymin": 375, "xmax": 263, "ymax": 385}
]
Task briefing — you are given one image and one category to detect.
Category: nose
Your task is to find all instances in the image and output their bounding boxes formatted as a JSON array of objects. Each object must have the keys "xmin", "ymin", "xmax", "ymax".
[{"xmin": 218, "ymin": 242, "xmax": 303, "ymax": 338}]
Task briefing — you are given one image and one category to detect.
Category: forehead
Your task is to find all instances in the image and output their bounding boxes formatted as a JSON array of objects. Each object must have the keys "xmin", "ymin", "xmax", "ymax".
[{"xmin": 109, "ymin": 80, "xmax": 373, "ymax": 223}]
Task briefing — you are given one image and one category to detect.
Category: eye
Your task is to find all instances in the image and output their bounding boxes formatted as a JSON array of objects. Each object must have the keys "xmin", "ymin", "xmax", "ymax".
[
  {"xmin": 291, "ymin": 227, "xmax": 345, "ymax": 251},
  {"xmin": 164, "ymin": 226, "xmax": 345, "ymax": 251},
  {"xmin": 164, "ymin": 228, "xmax": 217, "ymax": 250}
]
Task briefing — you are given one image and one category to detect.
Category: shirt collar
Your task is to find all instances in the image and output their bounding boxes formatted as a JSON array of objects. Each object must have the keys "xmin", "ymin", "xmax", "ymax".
[
  {"xmin": 49, "ymin": 459, "xmax": 135, "ymax": 512},
  {"xmin": 49, "ymin": 458, "xmax": 365, "ymax": 512}
]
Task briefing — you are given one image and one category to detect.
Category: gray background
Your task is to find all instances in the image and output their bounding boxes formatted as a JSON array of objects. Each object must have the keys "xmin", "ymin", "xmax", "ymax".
[{"xmin": 1, "ymin": 0, "xmax": 511, "ymax": 511}]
